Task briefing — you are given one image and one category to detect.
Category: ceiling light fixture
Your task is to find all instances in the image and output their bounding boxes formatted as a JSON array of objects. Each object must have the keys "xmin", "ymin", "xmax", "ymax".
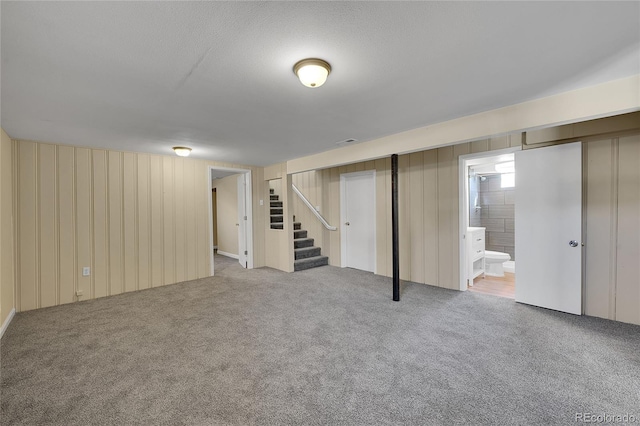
[
  {"xmin": 173, "ymin": 146, "xmax": 192, "ymax": 157},
  {"xmin": 293, "ymin": 58, "xmax": 331, "ymax": 88}
]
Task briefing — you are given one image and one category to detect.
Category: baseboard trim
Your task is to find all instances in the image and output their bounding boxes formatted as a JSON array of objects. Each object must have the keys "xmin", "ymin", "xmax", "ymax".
[
  {"xmin": 0, "ymin": 308, "xmax": 16, "ymax": 340},
  {"xmin": 217, "ymin": 250, "xmax": 239, "ymax": 260}
]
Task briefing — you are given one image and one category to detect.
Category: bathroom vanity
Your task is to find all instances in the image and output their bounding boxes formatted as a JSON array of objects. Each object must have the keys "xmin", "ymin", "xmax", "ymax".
[{"xmin": 467, "ymin": 227, "xmax": 486, "ymax": 284}]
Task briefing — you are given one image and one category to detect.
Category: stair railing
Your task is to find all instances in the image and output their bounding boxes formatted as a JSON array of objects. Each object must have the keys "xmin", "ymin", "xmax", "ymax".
[{"xmin": 291, "ymin": 184, "xmax": 337, "ymax": 231}]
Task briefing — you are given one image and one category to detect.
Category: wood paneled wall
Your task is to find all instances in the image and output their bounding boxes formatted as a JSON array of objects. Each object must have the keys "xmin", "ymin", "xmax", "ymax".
[
  {"xmin": 292, "ymin": 171, "xmax": 324, "ymax": 249},
  {"xmin": 264, "ymin": 163, "xmax": 293, "ymax": 272},
  {"xmin": 1, "ymin": 128, "xmax": 16, "ymax": 329},
  {"xmin": 294, "ymin": 130, "xmax": 640, "ymax": 325},
  {"xmin": 292, "ymin": 136, "xmax": 521, "ymax": 289},
  {"xmin": 584, "ymin": 134, "xmax": 640, "ymax": 325},
  {"xmin": 13, "ymin": 140, "xmax": 264, "ymax": 311}
]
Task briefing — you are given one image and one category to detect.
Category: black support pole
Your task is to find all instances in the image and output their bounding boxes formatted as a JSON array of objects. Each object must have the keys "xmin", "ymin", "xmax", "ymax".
[{"xmin": 391, "ymin": 154, "xmax": 400, "ymax": 301}]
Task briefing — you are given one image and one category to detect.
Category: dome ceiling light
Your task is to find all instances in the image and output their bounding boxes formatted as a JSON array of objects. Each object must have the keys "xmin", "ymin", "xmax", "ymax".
[
  {"xmin": 173, "ymin": 146, "xmax": 192, "ymax": 157},
  {"xmin": 293, "ymin": 58, "xmax": 331, "ymax": 88}
]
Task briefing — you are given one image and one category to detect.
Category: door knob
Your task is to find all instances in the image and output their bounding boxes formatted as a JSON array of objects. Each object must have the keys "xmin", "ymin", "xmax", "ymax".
[
  {"xmin": 569, "ymin": 240, "xmax": 579, "ymax": 247},
  {"xmin": 345, "ymin": 222, "xmax": 350, "ymax": 226}
]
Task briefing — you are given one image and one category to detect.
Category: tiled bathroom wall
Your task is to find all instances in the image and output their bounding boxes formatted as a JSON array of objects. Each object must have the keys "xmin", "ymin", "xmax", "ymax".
[{"xmin": 470, "ymin": 175, "xmax": 515, "ymax": 260}]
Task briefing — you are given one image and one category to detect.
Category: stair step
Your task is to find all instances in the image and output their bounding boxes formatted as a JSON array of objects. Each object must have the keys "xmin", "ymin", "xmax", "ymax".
[
  {"xmin": 294, "ymin": 256, "xmax": 329, "ymax": 271},
  {"xmin": 294, "ymin": 246, "xmax": 321, "ymax": 260},
  {"xmin": 294, "ymin": 230, "xmax": 307, "ymax": 239},
  {"xmin": 270, "ymin": 223, "xmax": 283, "ymax": 230},
  {"xmin": 270, "ymin": 208, "xmax": 283, "ymax": 215},
  {"xmin": 293, "ymin": 222, "xmax": 301, "ymax": 230},
  {"xmin": 270, "ymin": 195, "xmax": 279, "ymax": 200},
  {"xmin": 270, "ymin": 201, "xmax": 283, "ymax": 207},
  {"xmin": 270, "ymin": 215, "xmax": 283, "ymax": 223},
  {"xmin": 294, "ymin": 238, "xmax": 314, "ymax": 248}
]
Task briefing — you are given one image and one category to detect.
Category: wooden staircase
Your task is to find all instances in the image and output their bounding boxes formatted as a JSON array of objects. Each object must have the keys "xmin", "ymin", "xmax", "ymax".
[{"xmin": 269, "ymin": 189, "xmax": 329, "ymax": 271}]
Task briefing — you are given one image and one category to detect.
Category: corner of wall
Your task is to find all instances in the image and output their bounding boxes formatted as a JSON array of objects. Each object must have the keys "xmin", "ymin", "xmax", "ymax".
[{"xmin": 0, "ymin": 128, "xmax": 17, "ymax": 327}]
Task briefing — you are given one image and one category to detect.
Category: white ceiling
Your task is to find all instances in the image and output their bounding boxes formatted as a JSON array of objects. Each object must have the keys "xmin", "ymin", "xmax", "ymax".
[{"xmin": 2, "ymin": 2, "xmax": 638, "ymax": 166}]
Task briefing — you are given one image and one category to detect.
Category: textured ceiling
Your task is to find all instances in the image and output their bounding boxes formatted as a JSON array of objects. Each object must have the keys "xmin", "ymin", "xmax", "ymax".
[{"xmin": 2, "ymin": 1, "xmax": 639, "ymax": 166}]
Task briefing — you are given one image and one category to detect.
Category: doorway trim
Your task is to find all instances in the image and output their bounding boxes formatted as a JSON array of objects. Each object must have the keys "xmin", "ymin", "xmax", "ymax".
[
  {"xmin": 340, "ymin": 170, "xmax": 377, "ymax": 273},
  {"xmin": 208, "ymin": 165, "xmax": 254, "ymax": 275},
  {"xmin": 458, "ymin": 147, "xmax": 521, "ymax": 291}
]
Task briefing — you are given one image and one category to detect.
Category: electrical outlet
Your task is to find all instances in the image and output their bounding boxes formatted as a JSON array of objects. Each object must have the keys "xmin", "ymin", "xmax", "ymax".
[
  {"xmin": 82, "ymin": 267, "xmax": 90, "ymax": 276},
  {"xmin": 259, "ymin": 199, "xmax": 264, "ymax": 206}
]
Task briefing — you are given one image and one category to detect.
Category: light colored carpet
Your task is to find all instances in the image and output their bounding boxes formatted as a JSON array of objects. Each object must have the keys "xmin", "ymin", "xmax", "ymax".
[{"xmin": 2, "ymin": 254, "xmax": 639, "ymax": 425}]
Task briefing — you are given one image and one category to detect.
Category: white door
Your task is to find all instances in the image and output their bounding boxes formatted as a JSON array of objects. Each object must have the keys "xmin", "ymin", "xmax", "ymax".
[
  {"xmin": 341, "ymin": 171, "xmax": 376, "ymax": 272},
  {"xmin": 237, "ymin": 174, "xmax": 247, "ymax": 268},
  {"xmin": 515, "ymin": 142, "xmax": 582, "ymax": 315}
]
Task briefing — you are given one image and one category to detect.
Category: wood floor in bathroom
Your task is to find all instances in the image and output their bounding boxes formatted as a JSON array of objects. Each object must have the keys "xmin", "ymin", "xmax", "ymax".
[{"xmin": 469, "ymin": 273, "xmax": 515, "ymax": 299}]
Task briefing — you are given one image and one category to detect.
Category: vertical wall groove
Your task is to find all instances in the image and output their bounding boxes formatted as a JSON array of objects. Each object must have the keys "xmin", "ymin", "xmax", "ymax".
[
  {"xmin": 106, "ymin": 152, "xmax": 111, "ymax": 296},
  {"xmin": 55, "ymin": 146, "xmax": 60, "ymax": 305},
  {"xmin": 35, "ymin": 146, "xmax": 40, "ymax": 308},
  {"xmin": 609, "ymin": 139, "xmax": 619, "ymax": 319}
]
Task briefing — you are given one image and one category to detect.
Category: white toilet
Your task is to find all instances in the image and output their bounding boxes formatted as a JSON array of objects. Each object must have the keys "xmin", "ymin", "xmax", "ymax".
[{"xmin": 484, "ymin": 250, "xmax": 511, "ymax": 277}]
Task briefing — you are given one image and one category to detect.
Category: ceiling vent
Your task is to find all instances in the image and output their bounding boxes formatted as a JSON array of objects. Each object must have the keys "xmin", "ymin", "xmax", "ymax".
[{"xmin": 336, "ymin": 138, "xmax": 358, "ymax": 145}]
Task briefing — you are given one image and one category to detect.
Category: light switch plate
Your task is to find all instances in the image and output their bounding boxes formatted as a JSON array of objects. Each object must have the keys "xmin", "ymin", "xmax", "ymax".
[{"xmin": 82, "ymin": 267, "xmax": 90, "ymax": 276}]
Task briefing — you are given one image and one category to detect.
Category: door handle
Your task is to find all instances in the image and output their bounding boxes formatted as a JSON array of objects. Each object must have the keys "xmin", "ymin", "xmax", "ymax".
[
  {"xmin": 345, "ymin": 222, "xmax": 350, "ymax": 226},
  {"xmin": 569, "ymin": 240, "xmax": 579, "ymax": 247}
]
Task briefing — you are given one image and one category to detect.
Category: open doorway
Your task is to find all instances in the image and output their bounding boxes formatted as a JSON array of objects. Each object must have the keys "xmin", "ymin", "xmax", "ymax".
[
  {"xmin": 209, "ymin": 166, "xmax": 254, "ymax": 275},
  {"xmin": 459, "ymin": 148, "xmax": 519, "ymax": 298}
]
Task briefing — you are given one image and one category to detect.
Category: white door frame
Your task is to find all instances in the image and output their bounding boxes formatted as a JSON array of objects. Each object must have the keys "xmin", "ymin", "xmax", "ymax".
[
  {"xmin": 340, "ymin": 170, "xmax": 376, "ymax": 273},
  {"xmin": 458, "ymin": 147, "xmax": 521, "ymax": 291},
  {"xmin": 208, "ymin": 166, "xmax": 254, "ymax": 275}
]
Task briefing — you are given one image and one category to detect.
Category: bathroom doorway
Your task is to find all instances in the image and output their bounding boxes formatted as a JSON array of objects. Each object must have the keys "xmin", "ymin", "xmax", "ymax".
[{"xmin": 459, "ymin": 148, "xmax": 520, "ymax": 299}]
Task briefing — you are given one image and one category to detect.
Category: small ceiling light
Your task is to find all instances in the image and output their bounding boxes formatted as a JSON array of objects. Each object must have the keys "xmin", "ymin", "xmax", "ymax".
[
  {"xmin": 173, "ymin": 146, "xmax": 192, "ymax": 157},
  {"xmin": 293, "ymin": 58, "xmax": 331, "ymax": 88}
]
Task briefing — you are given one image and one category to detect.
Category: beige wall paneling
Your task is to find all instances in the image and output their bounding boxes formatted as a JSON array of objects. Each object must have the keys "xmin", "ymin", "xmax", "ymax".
[
  {"xmin": 283, "ymin": 173, "xmax": 295, "ymax": 272},
  {"xmin": 471, "ymin": 139, "xmax": 489, "ymax": 154},
  {"xmin": 436, "ymin": 146, "xmax": 455, "ymax": 289},
  {"xmin": 383, "ymin": 161, "xmax": 392, "ymax": 276},
  {"xmin": 584, "ymin": 140, "xmax": 616, "ymax": 319},
  {"xmin": 255, "ymin": 166, "xmax": 266, "ymax": 268},
  {"xmin": 58, "ymin": 146, "xmax": 76, "ymax": 305},
  {"xmin": 162, "ymin": 156, "xmax": 176, "ymax": 285},
  {"xmin": 108, "ymin": 151, "xmax": 123, "ymax": 296},
  {"xmin": 615, "ymin": 135, "xmax": 640, "ymax": 325},
  {"xmin": 489, "ymin": 136, "xmax": 510, "ymax": 151},
  {"xmin": 123, "ymin": 152, "xmax": 137, "ymax": 293},
  {"xmin": 184, "ymin": 160, "xmax": 198, "ymax": 280},
  {"xmin": 75, "ymin": 148, "xmax": 92, "ymax": 301},
  {"xmin": 38, "ymin": 144, "xmax": 57, "ymax": 307},
  {"xmin": 422, "ymin": 150, "xmax": 439, "ymax": 286},
  {"xmin": 1, "ymin": 130, "xmax": 16, "ymax": 325},
  {"xmin": 13, "ymin": 141, "xmax": 264, "ymax": 311},
  {"xmin": 408, "ymin": 152, "xmax": 425, "ymax": 284},
  {"xmin": 328, "ymin": 167, "xmax": 341, "ymax": 266},
  {"xmin": 265, "ymin": 164, "xmax": 284, "ymax": 270},
  {"xmin": 136, "ymin": 154, "xmax": 150, "ymax": 290},
  {"xmin": 398, "ymin": 155, "xmax": 411, "ymax": 281},
  {"xmin": 196, "ymin": 161, "xmax": 210, "ymax": 278},
  {"xmin": 92, "ymin": 151, "xmax": 108, "ymax": 299},
  {"xmin": 374, "ymin": 158, "xmax": 388, "ymax": 276},
  {"xmin": 174, "ymin": 158, "xmax": 186, "ymax": 283},
  {"xmin": 149, "ymin": 155, "xmax": 164, "ymax": 287},
  {"xmin": 18, "ymin": 141, "xmax": 37, "ymax": 311}
]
